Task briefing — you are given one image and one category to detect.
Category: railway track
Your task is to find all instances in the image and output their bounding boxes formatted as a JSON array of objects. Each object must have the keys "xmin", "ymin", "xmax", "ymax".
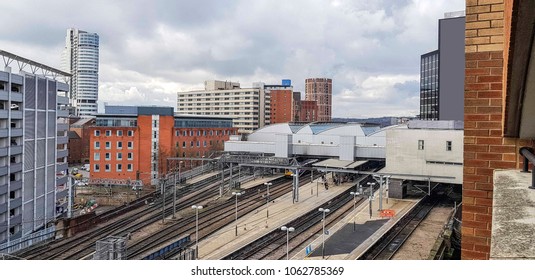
[
  {"xmin": 126, "ymin": 174, "xmax": 317, "ymax": 259},
  {"xmin": 222, "ymin": 172, "xmax": 381, "ymax": 260},
  {"xmin": 18, "ymin": 171, "xmax": 230, "ymax": 259},
  {"xmin": 358, "ymin": 195, "xmax": 437, "ymax": 260}
]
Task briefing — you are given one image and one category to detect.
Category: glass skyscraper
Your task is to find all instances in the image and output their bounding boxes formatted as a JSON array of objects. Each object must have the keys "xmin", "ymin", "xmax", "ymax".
[
  {"xmin": 420, "ymin": 50, "xmax": 439, "ymax": 120},
  {"xmin": 62, "ymin": 28, "xmax": 99, "ymax": 117}
]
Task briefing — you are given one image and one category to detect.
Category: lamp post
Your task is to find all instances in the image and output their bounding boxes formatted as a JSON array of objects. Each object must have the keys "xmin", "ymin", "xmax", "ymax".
[
  {"xmin": 172, "ymin": 161, "xmax": 183, "ymax": 219},
  {"xmin": 264, "ymin": 182, "xmax": 272, "ymax": 218},
  {"xmin": 367, "ymin": 182, "xmax": 376, "ymax": 219},
  {"xmin": 280, "ymin": 226, "xmax": 295, "ymax": 260},
  {"xmin": 232, "ymin": 191, "xmax": 244, "ymax": 236},
  {"xmin": 349, "ymin": 191, "xmax": 360, "ymax": 231},
  {"xmin": 318, "ymin": 208, "xmax": 330, "ymax": 259},
  {"xmin": 201, "ymin": 156, "xmax": 205, "ymax": 172},
  {"xmin": 191, "ymin": 205, "xmax": 203, "ymax": 259}
]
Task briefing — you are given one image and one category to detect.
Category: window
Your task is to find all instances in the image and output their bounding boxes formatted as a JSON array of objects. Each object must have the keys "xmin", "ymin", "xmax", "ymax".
[
  {"xmin": 197, "ymin": 130, "xmax": 201, "ymax": 136},
  {"xmin": 117, "ymin": 153, "xmax": 122, "ymax": 160},
  {"xmin": 117, "ymin": 142, "xmax": 123, "ymax": 149},
  {"xmin": 176, "ymin": 131, "xmax": 180, "ymax": 137},
  {"xmin": 183, "ymin": 131, "xmax": 187, "ymax": 136},
  {"xmin": 116, "ymin": 164, "xmax": 122, "ymax": 172},
  {"xmin": 105, "ymin": 130, "xmax": 111, "ymax": 136},
  {"xmin": 203, "ymin": 141, "xmax": 207, "ymax": 147},
  {"xmin": 94, "ymin": 153, "xmax": 100, "ymax": 161},
  {"xmin": 182, "ymin": 141, "xmax": 186, "ymax": 148},
  {"xmin": 9, "ymin": 191, "xmax": 15, "ymax": 199},
  {"xmin": 94, "ymin": 142, "xmax": 100, "ymax": 149},
  {"xmin": 105, "ymin": 142, "xmax": 111, "ymax": 149},
  {"xmin": 418, "ymin": 140, "xmax": 425, "ymax": 150},
  {"xmin": 197, "ymin": 141, "xmax": 200, "ymax": 147},
  {"xmin": 128, "ymin": 153, "xmax": 133, "ymax": 160},
  {"xmin": 117, "ymin": 130, "xmax": 123, "ymax": 136},
  {"xmin": 105, "ymin": 153, "xmax": 110, "ymax": 160},
  {"xmin": 127, "ymin": 130, "xmax": 134, "ymax": 137},
  {"xmin": 127, "ymin": 141, "xmax": 133, "ymax": 149},
  {"xmin": 153, "ymin": 131, "xmax": 157, "ymax": 138},
  {"xmin": 94, "ymin": 164, "xmax": 100, "ymax": 172},
  {"xmin": 127, "ymin": 164, "xmax": 133, "ymax": 171},
  {"xmin": 153, "ymin": 120, "xmax": 158, "ymax": 128},
  {"xmin": 190, "ymin": 141, "xmax": 194, "ymax": 147},
  {"xmin": 190, "ymin": 131, "xmax": 193, "ymax": 136},
  {"xmin": 94, "ymin": 130, "xmax": 100, "ymax": 137},
  {"xmin": 105, "ymin": 164, "xmax": 110, "ymax": 172},
  {"xmin": 446, "ymin": 141, "xmax": 452, "ymax": 151}
]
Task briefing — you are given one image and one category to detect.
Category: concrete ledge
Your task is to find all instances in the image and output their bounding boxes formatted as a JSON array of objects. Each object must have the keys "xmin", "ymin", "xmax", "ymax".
[{"xmin": 491, "ymin": 170, "xmax": 535, "ymax": 259}]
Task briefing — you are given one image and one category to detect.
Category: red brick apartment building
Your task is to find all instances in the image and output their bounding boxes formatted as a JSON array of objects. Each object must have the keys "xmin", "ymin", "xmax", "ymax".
[
  {"xmin": 89, "ymin": 106, "xmax": 236, "ymax": 185},
  {"xmin": 305, "ymin": 78, "xmax": 332, "ymax": 122},
  {"xmin": 270, "ymin": 89, "xmax": 293, "ymax": 124},
  {"xmin": 462, "ymin": 0, "xmax": 535, "ymax": 259}
]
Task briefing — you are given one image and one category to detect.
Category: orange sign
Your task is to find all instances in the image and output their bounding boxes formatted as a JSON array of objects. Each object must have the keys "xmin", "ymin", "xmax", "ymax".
[{"xmin": 380, "ymin": 209, "xmax": 395, "ymax": 218}]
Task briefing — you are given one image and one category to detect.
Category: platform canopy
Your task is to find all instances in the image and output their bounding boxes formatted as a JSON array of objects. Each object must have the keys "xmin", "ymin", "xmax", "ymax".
[{"xmin": 312, "ymin": 159, "xmax": 367, "ymax": 169}]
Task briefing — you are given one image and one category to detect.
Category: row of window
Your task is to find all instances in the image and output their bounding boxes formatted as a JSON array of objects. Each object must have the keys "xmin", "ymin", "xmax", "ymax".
[
  {"xmin": 94, "ymin": 152, "xmax": 133, "ymax": 161},
  {"xmin": 177, "ymin": 139, "xmax": 222, "ymax": 148},
  {"xmin": 94, "ymin": 163, "xmax": 133, "ymax": 172},
  {"xmin": 94, "ymin": 130, "xmax": 134, "ymax": 137},
  {"xmin": 417, "ymin": 140, "xmax": 452, "ymax": 151},
  {"xmin": 94, "ymin": 141, "xmax": 134, "ymax": 149},
  {"xmin": 175, "ymin": 129, "xmax": 234, "ymax": 137}
]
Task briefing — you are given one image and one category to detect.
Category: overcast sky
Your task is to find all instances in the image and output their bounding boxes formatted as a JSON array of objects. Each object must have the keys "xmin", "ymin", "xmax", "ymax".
[{"xmin": 1, "ymin": 0, "xmax": 464, "ymax": 118}]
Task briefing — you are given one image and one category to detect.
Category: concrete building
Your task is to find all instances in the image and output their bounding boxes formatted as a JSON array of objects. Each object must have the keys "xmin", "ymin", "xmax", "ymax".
[
  {"xmin": 0, "ymin": 50, "xmax": 70, "ymax": 248},
  {"xmin": 305, "ymin": 78, "xmax": 332, "ymax": 122},
  {"xmin": 62, "ymin": 28, "xmax": 99, "ymax": 117},
  {"xmin": 89, "ymin": 106, "xmax": 236, "ymax": 185},
  {"xmin": 225, "ymin": 122, "xmax": 387, "ymax": 160},
  {"xmin": 420, "ymin": 13, "xmax": 465, "ymax": 121},
  {"xmin": 462, "ymin": 0, "xmax": 535, "ymax": 260},
  {"xmin": 382, "ymin": 120, "xmax": 464, "ymax": 186},
  {"xmin": 177, "ymin": 80, "xmax": 270, "ymax": 134}
]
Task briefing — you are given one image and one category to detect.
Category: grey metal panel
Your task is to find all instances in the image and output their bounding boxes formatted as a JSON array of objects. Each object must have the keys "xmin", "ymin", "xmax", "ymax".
[
  {"xmin": 10, "ymin": 93, "xmax": 23, "ymax": 102},
  {"xmin": 10, "ymin": 145, "xmax": 22, "ymax": 155},
  {"xmin": 10, "ymin": 180, "xmax": 22, "ymax": 191},
  {"xmin": 24, "ymin": 141, "xmax": 34, "ymax": 170},
  {"xmin": 24, "ymin": 76, "xmax": 35, "ymax": 108},
  {"xmin": 0, "ymin": 91, "xmax": 7, "ymax": 101},
  {"xmin": 57, "ymin": 96, "xmax": 69, "ymax": 105},
  {"xmin": 10, "ymin": 163, "xmax": 22, "ymax": 173},
  {"xmin": 0, "ymin": 184, "xmax": 6, "ymax": 195},
  {"xmin": 47, "ymin": 81, "xmax": 56, "ymax": 110},
  {"xmin": 57, "ymin": 149, "xmax": 68, "ymax": 159},
  {"xmin": 9, "ymin": 198, "xmax": 22, "ymax": 209},
  {"xmin": 36, "ymin": 140, "xmax": 45, "ymax": 168},
  {"xmin": 22, "ymin": 202, "xmax": 33, "ymax": 234},
  {"xmin": 47, "ymin": 166, "xmax": 55, "ymax": 193},
  {"xmin": 57, "ymin": 110, "xmax": 68, "ymax": 117},
  {"xmin": 11, "ymin": 75, "xmax": 23, "ymax": 85},
  {"xmin": 0, "ymin": 202, "xmax": 6, "ymax": 214},
  {"xmin": 0, "ymin": 166, "xmax": 7, "ymax": 176},
  {"xmin": 37, "ymin": 112, "xmax": 46, "ymax": 138},
  {"xmin": 0, "ymin": 110, "xmax": 7, "ymax": 118},
  {"xmin": 57, "ymin": 82, "xmax": 69, "ymax": 92},
  {"xmin": 36, "ymin": 168, "xmax": 45, "ymax": 197},
  {"xmin": 57, "ymin": 162, "xmax": 68, "ymax": 172},
  {"xmin": 37, "ymin": 78, "xmax": 46, "ymax": 110},
  {"xmin": 47, "ymin": 139, "xmax": 55, "ymax": 164},
  {"xmin": 0, "ymin": 147, "xmax": 7, "ymax": 157},
  {"xmin": 47, "ymin": 112, "xmax": 55, "ymax": 137},
  {"xmin": 10, "ymin": 214, "xmax": 22, "ymax": 227},
  {"xmin": 10, "ymin": 111, "xmax": 23, "ymax": 119},
  {"xmin": 56, "ymin": 188, "xmax": 68, "ymax": 200},
  {"xmin": 23, "ymin": 171, "xmax": 34, "ymax": 201},
  {"xmin": 11, "ymin": 128, "xmax": 22, "ymax": 137},
  {"xmin": 24, "ymin": 111, "xmax": 35, "ymax": 139},
  {"xmin": 438, "ymin": 16, "xmax": 465, "ymax": 121},
  {"xmin": 56, "ymin": 175, "xmax": 67, "ymax": 186},
  {"xmin": 0, "ymin": 71, "xmax": 8, "ymax": 82},
  {"xmin": 57, "ymin": 123, "xmax": 68, "ymax": 131},
  {"xmin": 47, "ymin": 192, "xmax": 55, "ymax": 221},
  {"xmin": 0, "ymin": 128, "xmax": 7, "ymax": 138},
  {"xmin": 57, "ymin": 136, "xmax": 68, "ymax": 145}
]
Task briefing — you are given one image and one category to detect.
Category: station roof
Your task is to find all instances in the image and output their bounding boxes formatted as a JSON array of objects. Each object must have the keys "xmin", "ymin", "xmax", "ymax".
[{"xmin": 313, "ymin": 159, "xmax": 367, "ymax": 169}]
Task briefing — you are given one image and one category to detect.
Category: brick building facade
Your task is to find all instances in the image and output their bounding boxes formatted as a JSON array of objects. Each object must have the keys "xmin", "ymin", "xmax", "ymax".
[{"xmin": 462, "ymin": 0, "xmax": 535, "ymax": 259}]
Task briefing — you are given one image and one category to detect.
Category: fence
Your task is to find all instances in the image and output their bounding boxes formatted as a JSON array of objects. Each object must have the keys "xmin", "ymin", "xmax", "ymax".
[{"xmin": 0, "ymin": 226, "xmax": 56, "ymax": 254}]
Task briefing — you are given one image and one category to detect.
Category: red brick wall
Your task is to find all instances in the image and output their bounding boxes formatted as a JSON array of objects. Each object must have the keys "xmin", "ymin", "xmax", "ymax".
[
  {"xmin": 270, "ymin": 89, "xmax": 293, "ymax": 124},
  {"xmin": 462, "ymin": 0, "xmax": 534, "ymax": 259}
]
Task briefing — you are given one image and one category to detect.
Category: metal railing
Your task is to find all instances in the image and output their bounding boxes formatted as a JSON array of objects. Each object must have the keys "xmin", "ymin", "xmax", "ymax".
[
  {"xmin": 0, "ymin": 226, "xmax": 56, "ymax": 254},
  {"xmin": 519, "ymin": 147, "xmax": 535, "ymax": 189}
]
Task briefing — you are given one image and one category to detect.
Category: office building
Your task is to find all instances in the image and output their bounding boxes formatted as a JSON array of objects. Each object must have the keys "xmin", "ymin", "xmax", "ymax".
[
  {"xmin": 62, "ymin": 28, "xmax": 99, "ymax": 117},
  {"xmin": 305, "ymin": 78, "xmax": 332, "ymax": 122},
  {"xmin": 177, "ymin": 80, "xmax": 270, "ymax": 134},
  {"xmin": 419, "ymin": 12, "xmax": 465, "ymax": 121},
  {"xmin": 267, "ymin": 80, "xmax": 293, "ymax": 124},
  {"xmin": 0, "ymin": 50, "xmax": 70, "ymax": 248},
  {"xmin": 89, "ymin": 106, "xmax": 236, "ymax": 185}
]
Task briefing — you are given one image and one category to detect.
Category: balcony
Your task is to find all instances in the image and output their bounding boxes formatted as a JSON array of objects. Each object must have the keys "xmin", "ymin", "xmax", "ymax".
[
  {"xmin": 0, "ymin": 90, "xmax": 8, "ymax": 101},
  {"xmin": 56, "ymin": 188, "xmax": 68, "ymax": 200},
  {"xmin": 10, "ymin": 180, "xmax": 22, "ymax": 191},
  {"xmin": 9, "ymin": 197, "xmax": 22, "ymax": 209},
  {"xmin": 0, "ymin": 147, "xmax": 7, "ymax": 157},
  {"xmin": 0, "ymin": 128, "xmax": 7, "ymax": 138},
  {"xmin": 490, "ymin": 170, "xmax": 535, "ymax": 259},
  {"xmin": 57, "ymin": 162, "xmax": 68, "ymax": 172},
  {"xmin": 0, "ymin": 166, "xmax": 7, "ymax": 176},
  {"xmin": 10, "ymin": 111, "xmax": 22, "ymax": 119},
  {"xmin": 57, "ymin": 110, "xmax": 68, "ymax": 118},
  {"xmin": 0, "ymin": 183, "xmax": 6, "ymax": 195},
  {"xmin": 56, "ymin": 175, "xmax": 68, "ymax": 186},
  {"xmin": 0, "ymin": 109, "xmax": 7, "ymax": 118},
  {"xmin": 57, "ymin": 123, "xmax": 69, "ymax": 131},
  {"xmin": 57, "ymin": 135, "xmax": 68, "ymax": 145},
  {"xmin": 10, "ymin": 93, "xmax": 22, "ymax": 102},
  {"xmin": 0, "ymin": 202, "xmax": 6, "ymax": 214},
  {"xmin": 57, "ymin": 96, "xmax": 69, "ymax": 105},
  {"xmin": 10, "ymin": 214, "xmax": 22, "ymax": 226}
]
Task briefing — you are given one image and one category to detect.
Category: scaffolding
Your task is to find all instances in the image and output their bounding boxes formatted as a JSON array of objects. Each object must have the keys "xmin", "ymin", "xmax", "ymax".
[{"xmin": 93, "ymin": 236, "xmax": 127, "ymax": 260}]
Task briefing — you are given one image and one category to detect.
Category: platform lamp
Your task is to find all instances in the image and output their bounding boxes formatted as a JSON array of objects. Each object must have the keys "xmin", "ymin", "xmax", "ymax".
[
  {"xmin": 232, "ymin": 191, "xmax": 244, "ymax": 236},
  {"xmin": 191, "ymin": 205, "xmax": 203, "ymax": 259},
  {"xmin": 280, "ymin": 226, "xmax": 295, "ymax": 260},
  {"xmin": 318, "ymin": 208, "xmax": 330, "ymax": 259}
]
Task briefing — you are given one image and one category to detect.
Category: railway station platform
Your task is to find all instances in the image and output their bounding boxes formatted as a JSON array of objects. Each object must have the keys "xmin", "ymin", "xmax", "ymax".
[
  {"xmin": 186, "ymin": 171, "xmax": 219, "ymax": 185},
  {"xmin": 198, "ymin": 174, "xmax": 352, "ymax": 259},
  {"xmin": 293, "ymin": 194, "xmax": 419, "ymax": 260}
]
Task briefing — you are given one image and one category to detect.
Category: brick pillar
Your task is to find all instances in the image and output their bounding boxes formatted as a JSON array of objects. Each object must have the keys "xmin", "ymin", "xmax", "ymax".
[{"xmin": 462, "ymin": 0, "xmax": 534, "ymax": 259}]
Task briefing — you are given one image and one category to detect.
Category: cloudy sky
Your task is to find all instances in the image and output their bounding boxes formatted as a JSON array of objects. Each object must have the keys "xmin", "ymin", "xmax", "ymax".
[{"xmin": 1, "ymin": 0, "xmax": 464, "ymax": 118}]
